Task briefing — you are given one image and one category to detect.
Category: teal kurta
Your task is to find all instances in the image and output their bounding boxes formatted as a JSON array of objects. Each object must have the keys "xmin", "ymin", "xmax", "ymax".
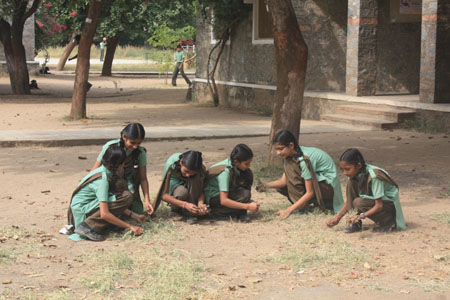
[
  {"xmin": 174, "ymin": 50, "xmax": 185, "ymax": 63},
  {"xmin": 96, "ymin": 139, "xmax": 146, "ymax": 194},
  {"xmin": 162, "ymin": 153, "xmax": 186, "ymax": 195},
  {"xmin": 70, "ymin": 166, "xmax": 116, "ymax": 241},
  {"xmin": 299, "ymin": 146, "xmax": 344, "ymax": 213},
  {"xmin": 358, "ymin": 164, "xmax": 406, "ymax": 230},
  {"xmin": 204, "ymin": 158, "xmax": 239, "ymax": 204}
]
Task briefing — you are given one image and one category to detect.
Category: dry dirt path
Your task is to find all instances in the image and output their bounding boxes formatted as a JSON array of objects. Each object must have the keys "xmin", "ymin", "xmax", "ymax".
[{"xmin": 0, "ymin": 131, "xmax": 449, "ymax": 300}]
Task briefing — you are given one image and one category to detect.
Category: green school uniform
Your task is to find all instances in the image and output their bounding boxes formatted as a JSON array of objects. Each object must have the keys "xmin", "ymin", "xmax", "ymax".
[
  {"xmin": 204, "ymin": 158, "xmax": 237, "ymax": 204},
  {"xmin": 96, "ymin": 139, "xmax": 146, "ymax": 194},
  {"xmin": 96, "ymin": 139, "xmax": 146, "ymax": 213},
  {"xmin": 161, "ymin": 153, "xmax": 186, "ymax": 195},
  {"xmin": 299, "ymin": 146, "xmax": 344, "ymax": 213},
  {"xmin": 358, "ymin": 164, "xmax": 406, "ymax": 230},
  {"xmin": 70, "ymin": 166, "xmax": 116, "ymax": 241}
]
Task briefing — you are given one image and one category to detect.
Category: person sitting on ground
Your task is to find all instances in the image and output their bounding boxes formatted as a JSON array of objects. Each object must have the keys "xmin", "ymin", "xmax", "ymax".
[
  {"xmin": 154, "ymin": 151, "xmax": 208, "ymax": 224},
  {"xmin": 91, "ymin": 123, "xmax": 153, "ymax": 216},
  {"xmin": 326, "ymin": 148, "xmax": 406, "ymax": 232},
  {"xmin": 204, "ymin": 144, "xmax": 260, "ymax": 222},
  {"xmin": 68, "ymin": 146, "xmax": 146, "ymax": 241},
  {"xmin": 257, "ymin": 130, "xmax": 344, "ymax": 219}
]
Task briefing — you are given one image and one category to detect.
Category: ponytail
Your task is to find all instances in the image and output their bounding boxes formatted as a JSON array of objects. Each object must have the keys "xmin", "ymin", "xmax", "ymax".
[{"xmin": 101, "ymin": 145, "xmax": 126, "ymax": 193}]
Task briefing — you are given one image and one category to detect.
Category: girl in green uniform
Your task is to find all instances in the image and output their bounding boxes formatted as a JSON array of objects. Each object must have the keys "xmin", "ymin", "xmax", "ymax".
[
  {"xmin": 69, "ymin": 146, "xmax": 146, "ymax": 241},
  {"xmin": 257, "ymin": 130, "xmax": 344, "ymax": 219},
  {"xmin": 326, "ymin": 148, "xmax": 406, "ymax": 232},
  {"xmin": 154, "ymin": 151, "xmax": 208, "ymax": 224},
  {"xmin": 204, "ymin": 144, "xmax": 260, "ymax": 222},
  {"xmin": 91, "ymin": 123, "xmax": 153, "ymax": 216}
]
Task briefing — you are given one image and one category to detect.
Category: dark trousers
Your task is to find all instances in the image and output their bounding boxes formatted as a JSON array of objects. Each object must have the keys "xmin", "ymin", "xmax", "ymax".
[
  {"xmin": 347, "ymin": 179, "xmax": 395, "ymax": 227},
  {"xmin": 170, "ymin": 176, "xmax": 204, "ymax": 216},
  {"xmin": 172, "ymin": 62, "xmax": 191, "ymax": 86},
  {"xmin": 84, "ymin": 190, "xmax": 134, "ymax": 233},
  {"xmin": 277, "ymin": 181, "xmax": 334, "ymax": 211},
  {"xmin": 171, "ymin": 185, "xmax": 198, "ymax": 217},
  {"xmin": 209, "ymin": 188, "xmax": 251, "ymax": 218}
]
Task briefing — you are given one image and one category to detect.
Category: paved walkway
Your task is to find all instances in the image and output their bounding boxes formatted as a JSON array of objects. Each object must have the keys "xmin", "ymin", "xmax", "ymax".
[{"xmin": 0, "ymin": 120, "xmax": 371, "ymax": 147}]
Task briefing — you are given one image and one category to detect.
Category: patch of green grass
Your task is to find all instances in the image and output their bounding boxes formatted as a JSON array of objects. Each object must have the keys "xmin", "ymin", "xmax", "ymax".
[
  {"xmin": 83, "ymin": 248, "xmax": 206, "ymax": 299},
  {"xmin": 409, "ymin": 277, "xmax": 450, "ymax": 293},
  {"xmin": 360, "ymin": 282, "xmax": 392, "ymax": 292},
  {"xmin": 0, "ymin": 225, "xmax": 34, "ymax": 240},
  {"xmin": 54, "ymin": 63, "xmax": 195, "ymax": 73},
  {"xmin": 258, "ymin": 219, "xmax": 375, "ymax": 279},
  {"xmin": 426, "ymin": 212, "xmax": 450, "ymax": 224},
  {"xmin": 0, "ymin": 248, "xmax": 15, "ymax": 264}
]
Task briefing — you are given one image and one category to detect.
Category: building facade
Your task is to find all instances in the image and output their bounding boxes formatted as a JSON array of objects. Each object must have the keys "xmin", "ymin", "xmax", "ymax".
[{"xmin": 193, "ymin": 0, "xmax": 449, "ymax": 112}]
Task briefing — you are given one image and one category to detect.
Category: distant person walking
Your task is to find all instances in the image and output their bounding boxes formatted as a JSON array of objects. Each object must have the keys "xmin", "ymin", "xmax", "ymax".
[
  {"xmin": 172, "ymin": 44, "xmax": 192, "ymax": 87},
  {"xmin": 99, "ymin": 37, "xmax": 107, "ymax": 62}
]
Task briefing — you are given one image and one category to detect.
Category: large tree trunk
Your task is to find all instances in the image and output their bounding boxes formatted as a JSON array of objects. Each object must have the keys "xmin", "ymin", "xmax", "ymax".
[
  {"xmin": 56, "ymin": 33, "xmax": 78, "ymax": 71},
  {"xmin": 70, "ymin": 0, "xmax": 104, "ymax": 119},
  {"xmin": 266, "ymin": 0, "xmax": 308, "ymax": 165},
  {"xmin": 0, "ymin": 0, "xmax": 40, "ymax": 95},
  {"xmin": 101, "ymin": 35, "xmax": 120, "ymax": 76}
]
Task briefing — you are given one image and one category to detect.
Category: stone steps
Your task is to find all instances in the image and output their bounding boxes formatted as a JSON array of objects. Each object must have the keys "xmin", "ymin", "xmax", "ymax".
[{"xmin": 321, "ymin": 104, "xmax": 416, "ymax": 129}]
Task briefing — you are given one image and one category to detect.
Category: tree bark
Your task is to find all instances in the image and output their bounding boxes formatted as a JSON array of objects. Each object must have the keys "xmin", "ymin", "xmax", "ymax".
[
  {"xmin": 101, "ymin": 35, "xmax": 120, "ymax": 76},
  {"xmin": 70, "ymin": 0, "xmax": 104, "ymax": 119},
  {"xmin": 206, "ymin": 28, "xmax": 230, "ymax": 107},
  {"xmin": 266, "ymin": 0, "xmax": 308, "ymax": 165},
  {"xmin": 0, "ymin": 0, "xmax": 40, "ymax": 95},
  {"xmin": 56, "ymin": 33, "xmax": 78, "ymax": 71}
]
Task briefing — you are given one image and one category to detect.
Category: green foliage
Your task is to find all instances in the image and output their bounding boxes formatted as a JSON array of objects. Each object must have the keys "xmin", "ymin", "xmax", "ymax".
[
  {"xmin": 148, "ymin": 25, "xmax": 195, "ymax": 49},
  {"xmin": 35, "ymin": 0, "xmax": 196, "ymax": 50}
]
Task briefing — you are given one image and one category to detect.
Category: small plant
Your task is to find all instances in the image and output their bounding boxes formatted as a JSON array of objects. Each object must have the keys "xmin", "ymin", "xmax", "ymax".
[
  {"xmin": 426, "ymin": 212, "xmax": 450, "ymax": 224},
  {"xmin": 0, "ymin": 248, "xmax": 15, "ymax": 264}
]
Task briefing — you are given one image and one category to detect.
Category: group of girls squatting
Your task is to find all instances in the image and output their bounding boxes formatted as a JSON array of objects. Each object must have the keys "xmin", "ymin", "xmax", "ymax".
[{"xmin": 66, "ymin": 123, "xmax": 406, "ymax": 241}]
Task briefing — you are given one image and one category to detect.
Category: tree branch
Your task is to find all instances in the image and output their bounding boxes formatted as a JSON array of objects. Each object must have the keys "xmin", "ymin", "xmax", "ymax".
[{"xmin": 24, "ymin": 0, "xmax": 42, "ymax": 21}]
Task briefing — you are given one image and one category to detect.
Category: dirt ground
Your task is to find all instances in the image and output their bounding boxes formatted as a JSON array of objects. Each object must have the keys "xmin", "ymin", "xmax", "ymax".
[{"xmin": 0, "ymin": 75, "xmax": 449, "ymax": 300}]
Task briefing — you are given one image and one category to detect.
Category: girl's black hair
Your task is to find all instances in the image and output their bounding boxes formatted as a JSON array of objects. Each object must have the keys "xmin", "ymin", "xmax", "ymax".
[
  {"xmin": 101, "ymin": 146, "xmax": 127, "ymax": 193},
  {"xmin": 272, "ymin": 130, "xmax": 303, "ymax": 157},
  {"xmin": 340, "ymin": 148, "xmax": 368, "ymax": 190},
  {"xmin": 121, "ymin": 123, "xmax": 145, "ymax": 141},
  {"xmin": 339, "ymin": 148, "xmax": 366, "ymax": 169},
  {"xmin": 230, "ymin": 144, "xmax": 253, "ymax": 163},
  {"xmin": 180, "ymin": 150, "xmax": 203, "ymax": 171}
]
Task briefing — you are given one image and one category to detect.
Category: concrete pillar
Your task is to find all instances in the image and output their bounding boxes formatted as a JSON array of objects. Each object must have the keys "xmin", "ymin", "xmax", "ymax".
[
  {"xmin": 345, "ymin": 0, "xmax": 378, "ymax": 96},
  {"xmin": 420, "ymin": 0, "xmax": 450, "ymax": 104}
]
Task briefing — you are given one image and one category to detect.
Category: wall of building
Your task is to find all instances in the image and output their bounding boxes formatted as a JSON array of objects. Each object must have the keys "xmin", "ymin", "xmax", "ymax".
[
  {"xmin": 0, "ymin": 16, "xmax": 36, "ymax": 62},
  {"xmin": 376, "ymin": 0, "xmax": 421, "ymax": 94},
  {"xmin": 194, "ymin": 0, "xmax": 348, "ymax": 110}
]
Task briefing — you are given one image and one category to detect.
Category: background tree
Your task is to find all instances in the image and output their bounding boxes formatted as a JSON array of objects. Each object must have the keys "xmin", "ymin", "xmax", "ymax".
[
  {"xmin": 70, "ymin": 0, "xmax": 103, "ymax": 119},
  {"xmin": 197, "ymin": 0, "xmax": 251, "ymax": 106},
  {"xmin": 0, "ymin": 0, "xmax": 41, "ymax": 95},
  {"xmin": 265, "ymin": 0, "xmax": 308, "ymax": 165},
  {"xmin": 34, "ymin": 1, "xmax": 90, "ymax": 71}
]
